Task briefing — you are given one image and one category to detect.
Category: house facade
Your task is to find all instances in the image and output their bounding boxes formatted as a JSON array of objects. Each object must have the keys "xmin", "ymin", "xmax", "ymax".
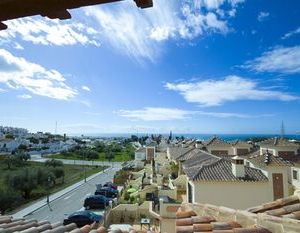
[{"xmin": 181, "ymin": 150, "xmax": 291, "ymax": 209}]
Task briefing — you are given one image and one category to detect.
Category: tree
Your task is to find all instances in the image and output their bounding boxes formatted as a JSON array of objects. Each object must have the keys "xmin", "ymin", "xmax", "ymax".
[
  {"xmin": 5, "ymin": 169, "xmax": 38, "ymax": 199},
  {"xmin": 105, "ymin": 148, "xmax": 114, "ymax": 162},
  {"xmin": 5, "ymin": 134, "xmax": 14, "ymax": 139},
  {"xmin": 45, "ymin": 159, "xmax": 63, "ymax": 168},
  {"xmin": 131, "ymin": 135, "xmax": 139, "ymax": 142},
  {"xmin": 29, "ymin": 137, "xmax": 39, "ymax": 144},
  {"xmin": 94, "ymin": 142, "xmax": 105, "ymax": 153},
  {"xmin": 4, "ymin": 155, "xmax": 15, "ymax": 170},
  {"xmin": 16, "ymin": 151, "xmax": 30, "ymax": 162},
  {"xmin": 18, "ymin": 144, "xmax": 28, "ymax": 151},
  {"xmin": 41, "ymin": 138, "xmax": 49, "ymax": 144},
  {"xmin": 79, "ymin": 149, "xmax": 99, "ymax": 160},
  {"xmin": 86, "ymin": 150, "xmax": 99, "ymax": 160},
  {"xmin": 51, "ymin": 167, "xmax": 65, "ymax": 183},
  {"xmin": 0, "ymin": 189, "xmax": 22, "ymax": 214}
]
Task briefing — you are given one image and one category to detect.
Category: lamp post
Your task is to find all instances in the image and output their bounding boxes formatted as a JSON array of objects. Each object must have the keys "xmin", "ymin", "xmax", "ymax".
[
  {"xmin": 46, "ymin": 176, "xmax": 51, "ymax": 204},
  {"xmin": 84, "ymin": 151, "xmax": 87, "ymax": 183}
]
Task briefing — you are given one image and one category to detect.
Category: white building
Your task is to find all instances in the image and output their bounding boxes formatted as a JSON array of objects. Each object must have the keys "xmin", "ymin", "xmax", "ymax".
[
  {"xmin": 291, "ymin": 166, "xmax": 300, "ymax": 192},
  {"xmin": 182, "ymin": 150, "xmax": 291, "ymax": 209}
]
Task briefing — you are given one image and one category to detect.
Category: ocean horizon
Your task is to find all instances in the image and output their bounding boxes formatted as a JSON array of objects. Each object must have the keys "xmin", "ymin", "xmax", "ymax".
[{"xmin": 70, "ymin": 133, "xmax": 300, "ymax": 141}]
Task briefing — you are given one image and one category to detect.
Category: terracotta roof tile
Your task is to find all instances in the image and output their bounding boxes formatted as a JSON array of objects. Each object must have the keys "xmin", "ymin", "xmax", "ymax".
[{"xmin": 175, "ymin": 207, "xmax": 271, "ymax": 233}]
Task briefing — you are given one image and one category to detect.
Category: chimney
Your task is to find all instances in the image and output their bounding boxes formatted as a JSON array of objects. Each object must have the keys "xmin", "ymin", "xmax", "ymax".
[
  {"xmin": 195, "ymin": 140, "xmax": 202, "ymax": 148},
  {"xmin": 232, "ymin": 156, "xmax": 245, "ymax": 178}
]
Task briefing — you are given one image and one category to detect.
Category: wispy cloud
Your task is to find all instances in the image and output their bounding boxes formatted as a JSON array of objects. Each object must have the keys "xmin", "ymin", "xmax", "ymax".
[
  {"xmin": 118, "ymin": 107, "xmax": 273, "ymax": 121},
  {"xmin": 165, "ymin": 76, "xmax": 298, "ymax": 106},
  {"xmin": 0, "ymin": 17, "xmax": 100, "ymax": 47},
  {"xmin": 85, "ymin": 0, "xmax": 243, "ymax": 61},
  {"xmin": 243, "ymin": 46, "xmax": 300, "ymax": 74},
  {"xmin": 17, "ymin": 94, "xmax": 32, "ymax": 99},
  {"xmin": 118, "ymin": 107, "xmax": 192, "ymax": 121},
  {"xmin": 81, "ymin": 85, "xmax": 91, "ymax": 92},
  {"xmin": 282, "ymin": 27, "xmax": 300, "ymax": 40},
  {"xmin": 257, "ymin": 11, "xmax": 270, "ymax": 22},
  {"xmin": 0, "ymin": 49, "xmax": 77, "ymax": 100}
]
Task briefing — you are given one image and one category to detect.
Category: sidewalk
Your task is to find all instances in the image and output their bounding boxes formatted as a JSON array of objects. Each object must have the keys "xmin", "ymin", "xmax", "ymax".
[{"xmin": 12, "ymin": 167, "xmax": 112, "ymax": 219}]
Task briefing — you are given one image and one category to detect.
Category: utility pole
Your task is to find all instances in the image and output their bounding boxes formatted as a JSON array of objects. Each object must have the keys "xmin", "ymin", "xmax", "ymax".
[{"xmin": 281, "ymin": 120, "xmax": 285, "ymax": 138}]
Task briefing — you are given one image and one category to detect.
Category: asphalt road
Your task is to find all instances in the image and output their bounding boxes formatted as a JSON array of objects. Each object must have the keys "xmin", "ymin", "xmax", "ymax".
[{"xmin": 25, "ymin": 166, "xmax": 121, "ymax": 223}]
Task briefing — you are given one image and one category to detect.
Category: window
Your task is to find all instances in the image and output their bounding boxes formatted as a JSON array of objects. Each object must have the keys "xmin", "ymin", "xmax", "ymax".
[
  {"xmin": 236, "ymin": 159, "xmax": 244, "ymax": 165},
  {"xmin": 188, "ymin": 183, "xmax": 193, "ymax": 203},
  {"xmin": 293, "ymin": 170, "xmax": 298, "ymax": 180}
]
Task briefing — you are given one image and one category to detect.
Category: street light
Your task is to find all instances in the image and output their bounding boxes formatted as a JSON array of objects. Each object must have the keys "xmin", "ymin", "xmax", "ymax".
[{"xmin": 47, "ymin": 176, "xmax": 51, "ymax": 204}]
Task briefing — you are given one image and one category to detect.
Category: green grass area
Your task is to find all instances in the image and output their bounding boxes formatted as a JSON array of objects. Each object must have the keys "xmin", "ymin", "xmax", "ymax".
[
  {"xmin": 0, "ymin": 160, "xmax": 107, "ymax": 213},
  {"xmin": 47, "ymin": 151, "xmax": 132, "ymax": 162}
]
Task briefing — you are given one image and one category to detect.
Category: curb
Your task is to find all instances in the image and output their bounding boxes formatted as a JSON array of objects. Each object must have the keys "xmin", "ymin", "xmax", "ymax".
[{"xmin": 12, "ymin": 167, "xmax": 113, "ymax": 219}]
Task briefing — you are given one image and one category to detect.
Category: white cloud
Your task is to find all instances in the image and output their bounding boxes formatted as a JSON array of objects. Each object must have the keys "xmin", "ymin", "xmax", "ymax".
[
  {"xmin": 14, "ymin": 43, "xmax": 24, "ymax": 50},
  {"xmin": 17, "ymin": 94, "xmax": 32, "ymax": 99},
  {"xmin": 165, "ymin": 76, "xmax": 298, "ymax": 106},
  {"xmin": 0, "ymin": 17, "xmax": 100, "ymax": 47},
  {"xmin": 243, "ymin": 46, "xmax": 300, "ymax": 74},
  {"xmin": 282, "ymin": 27, "xmax": 300, "ymax": 40},
  {"xmin": 198, "ymin": 0, "xmax": 226, "ymax": 9},
  {"xmin": 257, "ymin": 11, "xmax": 269, "ymax": 22},
  {"xmin": 81, "ymin": 85, "xmax": 91, "ymax": 92},
  {"xmin": 118, "ymin": 107, "xmax": 192, "ymax": 121},
  {"xmin": 118, "ymin": 107, "xmax": 273, "ymax": 121},
  {"xmin": 0, "ymin": 49, "xmax": 77, "ymax": 100},
  {"xmin": 85, "ymin": 0, "xmax": 242, "ymax": 61}
]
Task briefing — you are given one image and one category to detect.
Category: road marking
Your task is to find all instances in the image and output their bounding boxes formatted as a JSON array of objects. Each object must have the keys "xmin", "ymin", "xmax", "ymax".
[{"xmin": 63, "ymin": 195, "xmax": 73, "ymax": 200}]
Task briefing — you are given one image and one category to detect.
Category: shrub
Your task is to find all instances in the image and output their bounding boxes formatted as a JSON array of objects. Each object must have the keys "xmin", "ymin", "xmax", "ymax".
[
  {"xmin": 5, "ymin": 168, "xmax": 38, "ymax": 199},
  {"xmin": 45, "ymin": 159, "xmax": 63, "ymax": 167},
  {"xmin": 0, "ymin": 189, "xmax": 22, "ymax": 214}
]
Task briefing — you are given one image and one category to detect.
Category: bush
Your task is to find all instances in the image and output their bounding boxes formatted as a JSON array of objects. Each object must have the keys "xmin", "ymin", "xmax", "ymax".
[
  {"xmin": 50, "ymin": 167, "xmax": 65, "ymax": 183},
  {"xmin": 5, "ymin": 168, "xmax": 38, "ymax": 199},
  {"xmin": 45, "ymin": 159, "xmax": 63, "ymax": 168},
  {"xmin": 124, "ymin": 192, "xmax": 130, "ymax": 201},
  {"xmin": 0, "ymin": 189, "xmax": 22, "ymax": 214}
]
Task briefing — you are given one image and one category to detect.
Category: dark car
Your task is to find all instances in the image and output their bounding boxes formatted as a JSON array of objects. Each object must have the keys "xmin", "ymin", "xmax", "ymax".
[
  {"xmin": 95, "ymin": 187, "xmax": 119, "ymax": 198},
  {"xmin": 103, "ymin": 182, "xmax": 118, "ymax": 190},
  {"xmin": 84, "ymin": 195, "xmax": 111, "ymax": 210},
  {"xmin": 63, "ymin": 210, "xmax": 102, "ymax": 227}
]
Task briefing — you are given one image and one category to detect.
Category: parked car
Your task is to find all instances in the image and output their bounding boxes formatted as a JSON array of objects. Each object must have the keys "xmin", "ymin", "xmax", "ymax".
[
  {"xmin": 84, "ymin": 195, "xmax": 111, "ymax": 210},
  {"xmin": 103, "ymin": 182, "xmax": 118, "ymax": 190},
  {"xmin": 95, "ymin": 187, "xmax": 119, "ymax": 198},
  {"xmin": 63, "ymin": 210, "xmax": 102, "ymax": 227}
]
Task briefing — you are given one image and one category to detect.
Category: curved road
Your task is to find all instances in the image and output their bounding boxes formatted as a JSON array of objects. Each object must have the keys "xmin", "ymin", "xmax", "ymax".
[{"xmin": 24, "ymin": 166, "xmax": 121, "ymax": 223}]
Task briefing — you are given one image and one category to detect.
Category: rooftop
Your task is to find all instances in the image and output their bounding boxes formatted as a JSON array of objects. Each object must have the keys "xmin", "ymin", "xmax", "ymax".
[
  {"xmin": 260, "ymin": 137, "xmax": 299, "ymax": 147},
  {"xmin": 247, "ymin": 151, "xmax": 293, "ymax": 167},
  {"xmin": 182, "ymin": 151, "xmax": 268, "ymax": 182},
  {"xmin": 0, "ymin": 0, "xmax": 153, "ymax": 30},
  {"xmin": 204, "ymin": 136, "xmax": 231, "ymax": 147}
]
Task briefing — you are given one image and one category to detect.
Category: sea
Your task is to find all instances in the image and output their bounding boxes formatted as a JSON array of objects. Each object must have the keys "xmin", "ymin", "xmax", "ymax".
[{"xmin": 77, "ymin": 133, "xmax": 300, "ymax": 141}]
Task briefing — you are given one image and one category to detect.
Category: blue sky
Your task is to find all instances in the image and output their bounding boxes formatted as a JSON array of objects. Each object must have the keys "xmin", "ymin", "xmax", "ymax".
[{"xmin": 0, "ymin": 0, "xmax": 300, "ymax": 135}]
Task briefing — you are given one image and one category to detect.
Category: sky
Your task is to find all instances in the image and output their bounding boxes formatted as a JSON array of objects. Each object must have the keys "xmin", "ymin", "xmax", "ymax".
[{"xmin": 0, "ymin": 0, "xmax": 300, "ymax": 135}]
